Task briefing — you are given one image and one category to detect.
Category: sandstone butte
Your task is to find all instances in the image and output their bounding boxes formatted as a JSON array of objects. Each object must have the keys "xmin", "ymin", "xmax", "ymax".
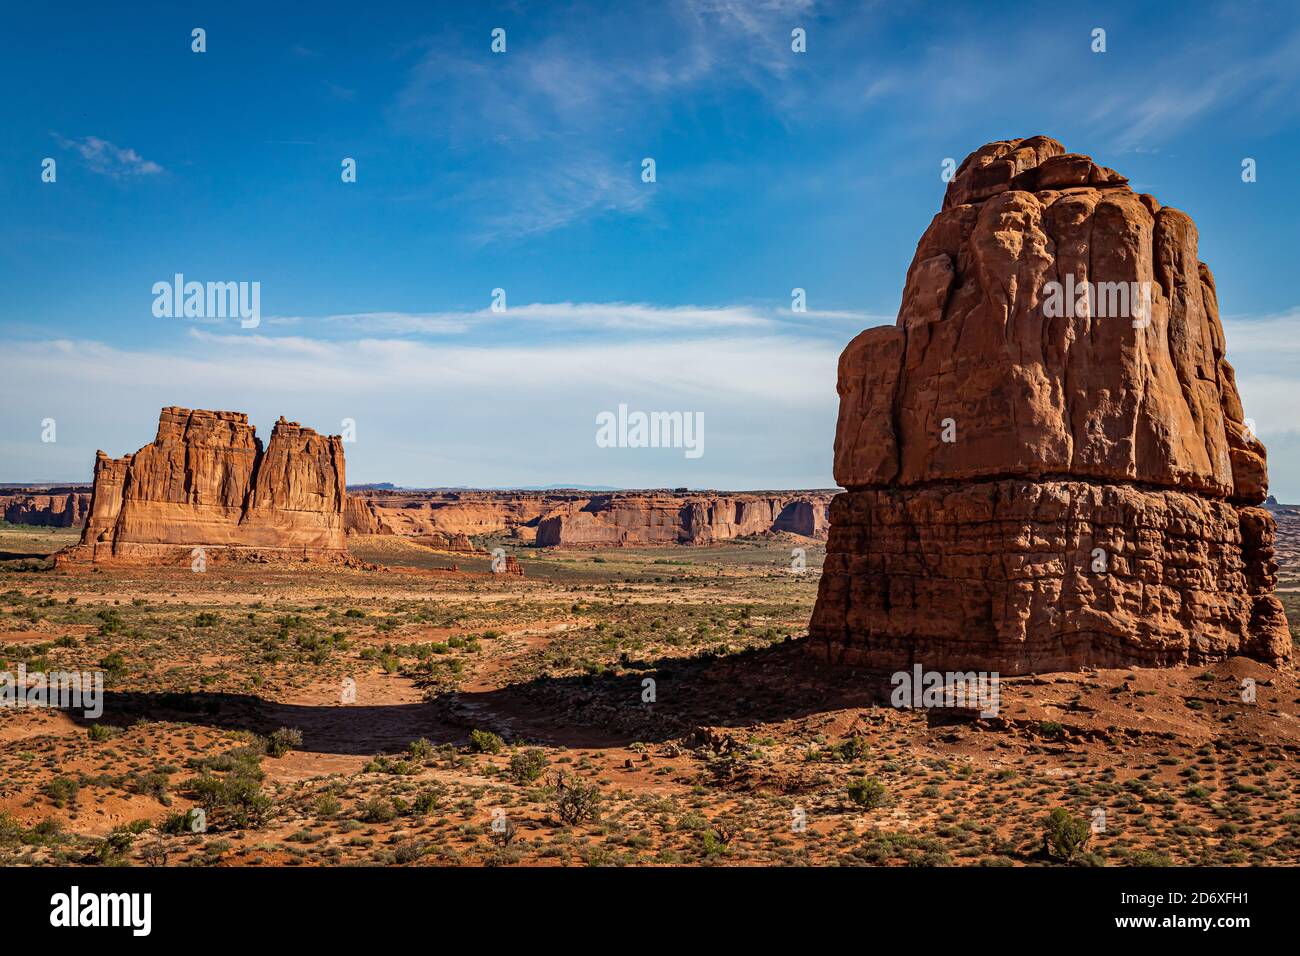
[
  {"xmin": 809, "ymin": 136, "xmax": 1291, "ymax": 675},
  {"xmin": 13, "ymin": 484, "xmax": 832, "ymax": 550},
  {"xmin": 59, "ymin": 407, "xmax": 348, "ymax": 565}
]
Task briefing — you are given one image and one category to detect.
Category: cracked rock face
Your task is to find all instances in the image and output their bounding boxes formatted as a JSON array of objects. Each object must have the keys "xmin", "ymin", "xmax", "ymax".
[
  {"xmin": 810, "ymin": 136, "xmax": 1290, "ymax": 673},
  {"xmin": 63, "ymin": 406, "xmax": 347, "ymax": 564}
]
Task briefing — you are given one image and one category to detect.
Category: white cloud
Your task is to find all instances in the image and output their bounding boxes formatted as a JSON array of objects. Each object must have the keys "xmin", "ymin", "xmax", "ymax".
[
  {"xmin": 1, "ymin": 331, "xmax": 841, "ymax": 488},
  {"xmin": 306, "ymin": 301, "xmax": 778, "ymax": 335},
  {"xmin": 52, "ymin": 135, "xmax": 163, "ymax": 178}
]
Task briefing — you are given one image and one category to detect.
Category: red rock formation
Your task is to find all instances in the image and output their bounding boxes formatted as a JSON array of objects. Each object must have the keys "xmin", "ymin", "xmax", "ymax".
[
  {"xmin": 492, "ymin": 553, "xmax": 524, "ymax": 576},
  {"xmin": 1, "ymin": 489, "xmax": 91, "ymax": 527},
  {"xmin": 345, "ymin": 491, "xmax": 558, "ymax": 540},
  {"xmin": 61, "ymin": 407, "xmax": 347, "ymax": 564},
  {"xmin": 811, "ymin": 136, "xmax": 1290, "ymax": 673},
  {"xmin": 345, "ymin": 489, "xmax": 831, "ymax": 547},
  {"xmin": 534, "ymin": 493, "xmax": 831, "ymax": 547},
  {"xmin": 411, "ymin": 532, "xmax": 478, "ymax": 553}
]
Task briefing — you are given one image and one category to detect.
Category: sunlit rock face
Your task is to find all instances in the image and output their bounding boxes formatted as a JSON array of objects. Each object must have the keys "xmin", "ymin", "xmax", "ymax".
[
  {"xmin": 810, "ymin": 136, "xmax": 1290, "ymax": 674},
  {"xmin": 63, "ymin": 407, "xmax": 347, "ymax": 565}
]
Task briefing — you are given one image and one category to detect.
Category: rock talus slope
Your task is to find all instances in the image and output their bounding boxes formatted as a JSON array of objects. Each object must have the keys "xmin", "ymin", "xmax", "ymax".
[
  {"xmin": 810, "ymin": 136, "xmax": 1290, "ymax": 673},
  {"xmin": 62, "ymin": 407, "xmax": 347, "ymax": 564}
]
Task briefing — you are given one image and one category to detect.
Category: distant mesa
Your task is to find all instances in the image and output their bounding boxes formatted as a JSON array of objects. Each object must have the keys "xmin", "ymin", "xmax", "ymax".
[
  {"xmin": 346, "ymin": 488, "xmax": 831, "ymax": 547},
  {"xmin": 58, "ymin": 406, "xmax": 348, "ymax": 566},
  {"xmin": 810, "ymin": 135, "xmax": 1290, "ymax": 674},
  {"xmin": 24, "ymin": 408, "xmax": 831, "ymax": 563}
]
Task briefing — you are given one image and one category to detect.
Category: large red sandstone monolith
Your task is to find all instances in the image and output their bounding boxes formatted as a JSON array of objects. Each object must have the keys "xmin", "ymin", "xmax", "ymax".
[
  {"xmin": 809, "ymin": 136, "xmax": 1290, "ymax": 674},
  {"xmin": 61, "ymin": 406, "xmax": 347, "ymax": 564}
]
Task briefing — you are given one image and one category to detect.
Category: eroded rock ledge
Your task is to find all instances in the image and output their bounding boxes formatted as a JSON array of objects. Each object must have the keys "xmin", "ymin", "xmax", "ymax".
[{"xmin": 809, "ymin": 136, "xmax": 1290, "ymax": 673}]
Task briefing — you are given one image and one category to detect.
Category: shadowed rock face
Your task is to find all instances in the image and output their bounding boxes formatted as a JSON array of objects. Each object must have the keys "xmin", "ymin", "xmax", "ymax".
[
  {"xmin": 62, "ymin": 407, "xmax": 347, "ymax": 564},
  {"xmin": 811, "ymin": 136, "xmax": 1290, "ymax": 674},
  {"xmin": 0, "ymin": 490, "xmax": 90, "ymax": 527}
]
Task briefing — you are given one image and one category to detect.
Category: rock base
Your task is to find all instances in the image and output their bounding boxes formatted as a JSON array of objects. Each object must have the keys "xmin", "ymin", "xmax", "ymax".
[{"xmin": 809, "ymin": 479, "xmax": 1291, "ymax": 674}]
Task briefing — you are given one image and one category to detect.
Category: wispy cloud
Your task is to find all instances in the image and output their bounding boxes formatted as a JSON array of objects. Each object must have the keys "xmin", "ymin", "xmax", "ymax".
[
  {"xmin": 386, "ymin": 0, "xmax": 831, "ymax": 239},
  {"xmin": 262, "ymin": 301, "xmax": 877, "ymax": 337},
  {"xmin": 1, "ymin": 332, "xmax": 840, "ymax": 487},
  {"xmin": 52, "ymin": 134, "xmax": 163, "ymax": 178}
]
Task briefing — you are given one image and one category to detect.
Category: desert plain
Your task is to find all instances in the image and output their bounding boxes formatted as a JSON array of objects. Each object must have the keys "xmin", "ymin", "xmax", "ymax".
[{"xmin": 1, "ymin": 511, "xmax": 1298, "ymax": 867}]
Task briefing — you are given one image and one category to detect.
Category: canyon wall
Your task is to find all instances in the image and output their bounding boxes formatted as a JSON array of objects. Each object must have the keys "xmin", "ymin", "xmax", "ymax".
[
  {"xmin": 1, "ymin": 489, "xmax": 90, "ymax": 527},
  {"xmin": 9, "ymin": 482, "xmax": 832, "ymax": 551},
  {"xmin": 61, "ymin": 407, "xmax": 347, "ymax": 564},
  {"xmin": 809, "ymin": 136, "xmax": 1290, "ymax": 674},
  {"xmin": 533, "ymin": 493, "xmax": 830, "ymax": 547}
]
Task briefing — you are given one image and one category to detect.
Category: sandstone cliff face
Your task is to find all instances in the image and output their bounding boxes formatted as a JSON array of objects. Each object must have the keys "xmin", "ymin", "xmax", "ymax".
[
  {"xmin": 1, "ymin": 489, "xmax": 91, "ymax": 527},
  {"xmin": 345, "ymin": 492, "xmax": 560, "ymax": 541},
  {"xmin": 811, "ymin": 137, "xmax": 1290, "ymax": 673},
  {"xmin": 345, "ymin": 489, "xmax": 831, "ymax": 548},
  {"xmin": 534, "ymin": 493, "xmax": 830, "ymax": 547},
  {"xmin": 63, "ymin": 407, "xmax": 347, "ymax": 564}
]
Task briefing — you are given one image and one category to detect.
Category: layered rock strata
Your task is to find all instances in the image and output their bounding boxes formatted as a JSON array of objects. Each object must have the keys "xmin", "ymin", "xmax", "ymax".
[
  {"xmin": 810, "ymin": 136, "xmax": 1290, "ymax": 673},
  {"xmin": 1, "ymin": 489, "xmax": 91, "ymax": 527},
  {"xmin": 61, "ymin": 407, "xmax": 347, "ymax": 564}
]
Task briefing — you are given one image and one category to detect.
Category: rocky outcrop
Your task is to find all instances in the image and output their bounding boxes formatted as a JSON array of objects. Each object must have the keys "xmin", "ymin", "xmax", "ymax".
[
  {"xmin": 346, "ymin": 489, "xmax": 831, "ymax": 547},
  {"xmin": 1, "ymin": 489, "xmax": 91, "ymax": 527},
  {"xmin": 534, "ymin": 493, "xmax": 831, "ymax": 547},
  {"xmin": 492, "ymin": 553, "xmax": 524, "ymax": 576},
  {"xmin": 61, "ymin": 407, "xmax": 347, "ymax": 564},
  {"xmin": 810, "ymin": 136, "xmax": 1290, "ymax": 673},
  {"xmin": 345, "ymin": 491, "xmax": 559, "ymax": 540}
]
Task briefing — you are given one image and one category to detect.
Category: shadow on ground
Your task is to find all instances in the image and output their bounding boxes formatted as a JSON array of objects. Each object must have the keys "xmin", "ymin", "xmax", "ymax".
[{"xmin": 70, "ymin": 639, "xmax": 902, "ymax": 755}]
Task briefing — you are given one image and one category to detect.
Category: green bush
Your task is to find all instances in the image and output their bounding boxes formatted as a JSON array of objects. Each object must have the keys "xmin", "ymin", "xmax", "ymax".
[
  {"xmin": 470, "ymin": 729, "xmax": 504, "ymax": 754},
  {"xmin": 1043, "ymin": 808, "xmax": 1092, "ymax": 862},
  {"xmin": 358, "ymin": 798, "xmax": 396, "ymax": 823},
  {"xmin": 407, "ymin": 738, "xmax": 435, "ymax": 760},
  {"xmin": 508, "ymin": 749, "xmax": 548, "ymax": 784},
  {"xmin": 846, "ymin": 777, "xmax": 888, "ymax": 809},
  {"xmin": 265, "ymin": 727, "xmax": 303, "ymax": 758}
]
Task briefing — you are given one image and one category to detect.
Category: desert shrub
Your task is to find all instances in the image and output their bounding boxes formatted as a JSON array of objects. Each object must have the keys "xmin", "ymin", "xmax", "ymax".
[
  {"xmin": 194, "ymin": 612, "xmax": 220, "ymax": 627},
  {"xmin": 358, "ymin": 798, "xmax": 396, "ymax": 823},
  {"xmin": 470, "ymin": 729, "xmax": 504, "ymax": 754},
  {"xmin": 831, "ymin": 735, "xmax": 869, "ymax": 762},
  {"xmin": 846, "ymin": 777, "xmax": 888, "ymax": 809},
  {"xmin": 1038, "ymin": 720, "xmax": 1065, "ymax": 740},
  {"xmin": 265, "ymin": 727, "xmax": 303, "ymax": 758},
  {"xmin": 1043, "ymin": 808, "xmax": 1092, "ymax": 861},
  {"xmin": 187, "ymin": 748, "xmax": 272, "ymax": 829},
  {"xmin": 508, "ymin": 749, "xmax": 548, "ymax": 784},
  {"xmin": 87, "ymin": 723, "xmax": 117, "ymax": 742},
  {"xmin": 364, "ymin": 755, "xmax": 419, "ymax": 775},
  {"xmin": 552, "ymin": 772, "xmax": 601, "ymax": 826},
  {"xmin": 407, "ymin": 738, "xmax": 435, "ymax": 760},
  {"xmin": 98, "ymin": 652, "xmax": 127, "ymax": 677},
  {"xmin": 92, "ymin": 827, "xmax": 137, "ymax": 866},
  {"xmin": 41, "ymin": 777, "xmax": 80, "ymax": 809},
  {"xmin": 411, "ymin": 788, "xmax": 444, "ymax": 815},
  {"xmin": 393, "ymin": 840, "xmax": 429, "ymax": 863},
  {"xmin": 314, "ymin": 794, "xmax": 341, "ymax": 818},
  {"xmin": 159, "ymin": 809, "xmax": 206, "ymax": 835}
]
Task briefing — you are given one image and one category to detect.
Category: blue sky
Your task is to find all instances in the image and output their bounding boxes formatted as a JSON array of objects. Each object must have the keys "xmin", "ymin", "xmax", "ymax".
[{"xmin": 4, "ymin": 0, "xmax": 1300, "ymax": 495}]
